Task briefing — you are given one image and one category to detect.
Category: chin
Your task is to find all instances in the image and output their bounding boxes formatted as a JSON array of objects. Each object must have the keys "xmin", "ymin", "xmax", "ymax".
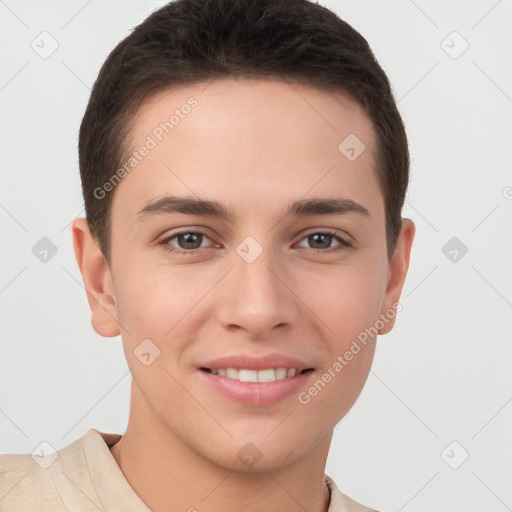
[
  {"xmin": 220, "ymin": 447, "xmax": 307, "ymax": 474},
  {"xmin": 198, "ymin": 431, "xmax": 316, "ymax": 474}
]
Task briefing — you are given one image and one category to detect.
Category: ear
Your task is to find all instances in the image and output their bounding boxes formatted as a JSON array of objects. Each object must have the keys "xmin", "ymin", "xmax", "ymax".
[
  {"xmin": 378, "ymin": 218, "xmax": 415, "ymax": 335},
  {"xmin": 72, "ymin": 218, "xmax": 120, "ymax": 337}
]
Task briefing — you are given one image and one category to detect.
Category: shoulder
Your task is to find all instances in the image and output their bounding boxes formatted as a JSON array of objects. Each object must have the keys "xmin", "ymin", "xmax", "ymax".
[
  {"xmin": 0, "ymin": 451, "xmax": 65, "ymax": 511},
  {"xmin": 0, "ymin": 450, "xmax": 36, "ymax": 473},
  {"xmin": 325, "ymin": 474, "xmax": 380, "ymax": 512},
  {"xmin": 0, "ymin": 430, "xmax": 105, "ymax": 511}
]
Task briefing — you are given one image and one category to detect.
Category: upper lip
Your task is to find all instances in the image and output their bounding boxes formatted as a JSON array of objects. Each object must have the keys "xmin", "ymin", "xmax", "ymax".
[{"xmin": 199, "ymin": 353, "xmax": 314, "ymax": 372}]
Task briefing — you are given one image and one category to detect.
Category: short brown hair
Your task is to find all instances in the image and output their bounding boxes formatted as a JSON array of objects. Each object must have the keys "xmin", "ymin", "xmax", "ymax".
[{"xmin": 79, "ymin": 0, "xmax": 409, "ymax": 264}]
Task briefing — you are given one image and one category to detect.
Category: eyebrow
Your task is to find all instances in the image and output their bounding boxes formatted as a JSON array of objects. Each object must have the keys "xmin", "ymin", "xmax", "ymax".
[{"xmin": 137, "ymin": 195, "xmax": 370, "ymax": 221}]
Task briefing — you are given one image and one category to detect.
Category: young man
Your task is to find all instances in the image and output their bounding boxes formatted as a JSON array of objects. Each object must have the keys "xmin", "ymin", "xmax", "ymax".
[{"xmin": 0, "ymin": 0, "xmax": 414, "ymax": 510}]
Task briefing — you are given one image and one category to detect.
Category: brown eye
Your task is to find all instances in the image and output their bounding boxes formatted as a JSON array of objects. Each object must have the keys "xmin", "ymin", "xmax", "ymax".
[
  {"xmin": 297, "ymin": 231, "xmax": 353, "ymax": 251},
  {"xmin": 175, "ymin": 232, "xmax": 203, "ymax": 250},
  {"xmin": 308, "ymin": 233, "xmax": 333, "ymax": 249},
  {"xmin": 159, "ymin": 231, "xmax": 215, "ymax": 254}
]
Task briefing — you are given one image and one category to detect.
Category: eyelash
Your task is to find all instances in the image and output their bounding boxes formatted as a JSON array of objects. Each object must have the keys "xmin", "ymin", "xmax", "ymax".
[{"xmin": 158, "ymin": 229, "xmax": 354, "ymax": 255}]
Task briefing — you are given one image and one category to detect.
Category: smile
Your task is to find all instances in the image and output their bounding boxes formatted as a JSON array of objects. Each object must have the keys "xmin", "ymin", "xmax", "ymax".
[{"xmin": 201, "ymin": 367, "xmax": 312, "ymax": 382}]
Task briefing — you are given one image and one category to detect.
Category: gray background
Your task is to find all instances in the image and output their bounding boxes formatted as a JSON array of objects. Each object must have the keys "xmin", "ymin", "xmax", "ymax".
[{"xmin": 1, "ymin": 1, "xmax": 511, "ymax": 511}]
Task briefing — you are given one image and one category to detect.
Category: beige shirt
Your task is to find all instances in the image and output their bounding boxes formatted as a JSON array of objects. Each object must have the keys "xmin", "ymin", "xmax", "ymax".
[{"xmin": 0, "ymin": 429, "xmax": 375, "ymax": 511}]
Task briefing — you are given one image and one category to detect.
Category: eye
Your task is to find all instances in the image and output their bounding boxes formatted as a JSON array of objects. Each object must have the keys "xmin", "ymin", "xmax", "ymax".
[
  {"xmin": 296, "ymin": 231, "xmax": 353, "ymax": 252},
  {"xmin": 159, "ymin": 231, "xmax": 216, "ymax": 254},
  {"xmin": 158, "ymin": 229, "xmax": 354, "ymax": 256}
]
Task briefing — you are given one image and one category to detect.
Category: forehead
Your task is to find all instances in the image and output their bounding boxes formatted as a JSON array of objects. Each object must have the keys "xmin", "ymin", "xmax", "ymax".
[
  {"xmin": 111, "ymin": 78, "xmax": 382, "ymax": 224},
  {"xmin": 133, "ymin": 78, "xmax": 376, "ymax": 151}
]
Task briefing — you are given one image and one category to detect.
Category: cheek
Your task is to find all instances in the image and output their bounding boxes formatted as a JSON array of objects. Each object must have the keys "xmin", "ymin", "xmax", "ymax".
[
  {"xmin": 115, "ymin": 272, "xmax": 170, "ymax": 336},
  {"xmin": 301, "ymin": 261, "xmax": 385, "ymax": 342},
  {"xmin": 113, "ymin": 255, "xmax": 220, "ymax": 349},
  {"xmin": 296, "ymin": 261, "xmax": 382, "ymax": 406}
]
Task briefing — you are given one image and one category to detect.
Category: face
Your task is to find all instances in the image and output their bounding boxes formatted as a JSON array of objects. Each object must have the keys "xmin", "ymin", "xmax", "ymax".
[{"xmin": 74, "ymin": 78, "xmax": 414, "ymax": 472}]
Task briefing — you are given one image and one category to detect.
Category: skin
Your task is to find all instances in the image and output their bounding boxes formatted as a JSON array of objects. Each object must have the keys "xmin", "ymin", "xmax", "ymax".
[{"xmin": 72, "ymin": 78, "xmax": 415, "ymax": 512}]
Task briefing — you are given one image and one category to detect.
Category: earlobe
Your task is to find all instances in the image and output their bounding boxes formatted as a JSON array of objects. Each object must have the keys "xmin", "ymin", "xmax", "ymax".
[
  {"xmin": 72, "ymin": 218, "xmax": 121, "ymax": 337},
  {"xmin": 378, "ymin": 218, "xmax": 415, "ymax": 335}
]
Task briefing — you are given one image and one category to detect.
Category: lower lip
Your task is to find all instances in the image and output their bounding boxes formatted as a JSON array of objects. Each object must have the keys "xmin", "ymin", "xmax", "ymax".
[{"xmin": 198, "ymin": 369, "xmax": 314, "ymax": 406}]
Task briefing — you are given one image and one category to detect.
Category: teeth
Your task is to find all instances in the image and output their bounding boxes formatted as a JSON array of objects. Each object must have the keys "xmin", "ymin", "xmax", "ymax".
[
  {"xmin": 239, "ymin": 369, "xmax": 258, "ymax": 382},
  {"xmin": 257, "ymin": 369, "xmax": 276, "ymax": 382},
  {"xmin": 275, "ymin": 367, "xmax": 288, "ymax": 380},
  {"xmin": 208, "ymin": 367, "xmax": 302, "ymax": 382},
  {"xmin": 226, "ymin": 368, "xmax": 239, "ymax": 379}
]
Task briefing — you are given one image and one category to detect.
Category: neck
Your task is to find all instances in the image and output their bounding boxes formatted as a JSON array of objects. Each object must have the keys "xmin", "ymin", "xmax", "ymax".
[{"xmin": 109, "ymin": 384, "xmax": 333, "ymax": 512}]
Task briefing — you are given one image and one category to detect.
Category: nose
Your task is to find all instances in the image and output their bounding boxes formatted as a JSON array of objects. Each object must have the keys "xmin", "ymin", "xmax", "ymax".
[{"xmin": 215, "ymin": 245, "xmax": 301, "ymax": 339}]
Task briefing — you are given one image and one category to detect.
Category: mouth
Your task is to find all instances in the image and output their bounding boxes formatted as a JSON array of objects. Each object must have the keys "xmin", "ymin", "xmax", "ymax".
[
  {"xmin": 198, "ymin": 365, "xmax": 315, "ymax": 406},
  {"xmin": 199, "ymin": 367, "xmax": 314, "ymax": 382},
  {"xmin": 197, "ymin": 353, "xmax": 316, "ymax": 406}
]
